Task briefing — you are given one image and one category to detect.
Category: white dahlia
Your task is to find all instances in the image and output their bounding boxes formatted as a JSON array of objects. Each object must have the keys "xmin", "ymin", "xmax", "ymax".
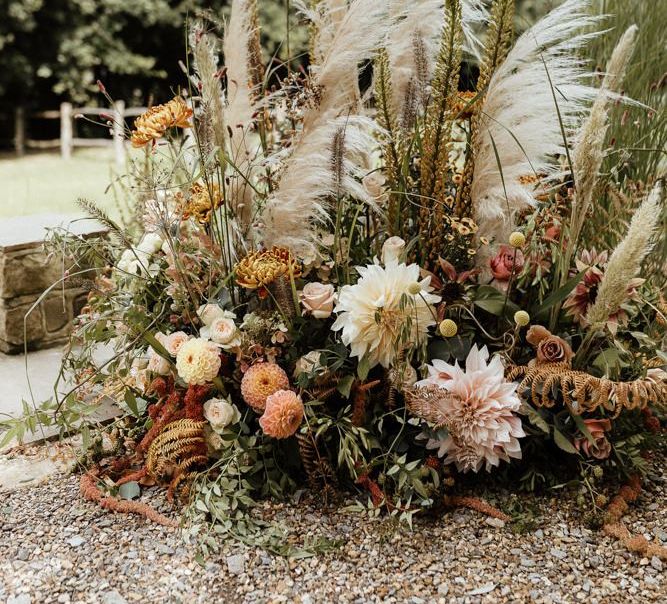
[
  {"xmin": 332, "ymin": 261, "xmax": 441, "ymax": 368},
  {"xmin": 413, "ymin": 345, "xmax": 525, "ymax": 473},
  {"xmin": 176, "ymin": 338, "xmax": 221, "ymax": 385}
]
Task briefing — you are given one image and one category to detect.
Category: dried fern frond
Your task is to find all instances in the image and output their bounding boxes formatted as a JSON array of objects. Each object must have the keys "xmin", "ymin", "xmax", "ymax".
[
  {"xmin": 146, "ymin": 419, "xmax": 207, "ymax": 479},
  {"xmin": 419, "ymin": 0, "xmax": 463, "ymax": 266},
  {"xmin": 506, "ymin": 362, "xmax": 667, "ymax": 418},
  {"xmin": 296, "ymin": 429, "xmax": 339, "ymax": 503}
]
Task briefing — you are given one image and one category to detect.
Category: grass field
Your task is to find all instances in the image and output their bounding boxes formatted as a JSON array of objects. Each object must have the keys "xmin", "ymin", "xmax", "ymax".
[{"xmin": 0, "ymin": 149, "xmax": 120, "ymax": 218}]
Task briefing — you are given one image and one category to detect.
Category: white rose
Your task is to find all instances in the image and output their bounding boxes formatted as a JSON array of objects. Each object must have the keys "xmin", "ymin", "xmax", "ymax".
[
  {"xmin": 382, "ymin": 236, "xmax": 406, "ymax": 265},
  {"xmin": 294, "ymin": 351, "xmax": 325, "ymax": 377},
  {"xmin": 201, "ymin": 317, "xmax": 241, "ymax": 350},
  {"xmin": 362, "ymin": 171, "xmax": 387, "ymax": 202},
  {"xmin": 204, "ymin": 397, "xmax": 241, "ymax": 433},
  {"xmin": 300, "ymin": 282, "xmax": 335, "ymax": 319},
  {"xmin": 137, "ymin": 232, "xmax": 164, "ymax": 255},
  {"xmin": 147, "ymin": 350, "xmax": 171, "ymax": 375},
  {"xmin": 197, "ymin": 303, "xmax": 227, "ymax": 326}
]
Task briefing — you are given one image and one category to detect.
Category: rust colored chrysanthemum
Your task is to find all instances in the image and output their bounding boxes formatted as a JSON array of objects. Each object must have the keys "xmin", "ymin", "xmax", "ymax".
[
  {"xmin": 179, "ymin": 182, "xmax": 224, "ymax": 224},
  {"xmin": 131, "ymin": 97, "xmax": 193, "ymax": 148},
  {"xmin": 235, "ymin": 247, "xmax": 302, "ymax": 290}
]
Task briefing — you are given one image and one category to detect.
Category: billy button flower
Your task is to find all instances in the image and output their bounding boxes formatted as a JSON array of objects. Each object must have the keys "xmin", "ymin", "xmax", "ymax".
[
  {"xmin": 514, "ymin": 310, "xmax": 530, "ymax": 327},
  {"xmin": 509, "ymin": 231, "xmax": 526, "ymax": 248},
  {"xmin": 439, "ymin": 319, "xmax": 458, "ymax": 338}
]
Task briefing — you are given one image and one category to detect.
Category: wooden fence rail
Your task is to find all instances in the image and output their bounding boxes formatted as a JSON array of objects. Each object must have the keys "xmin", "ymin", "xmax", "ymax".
[{"xmin": 13, "ymin": 102, "xmax": 147, "ymax": 166}]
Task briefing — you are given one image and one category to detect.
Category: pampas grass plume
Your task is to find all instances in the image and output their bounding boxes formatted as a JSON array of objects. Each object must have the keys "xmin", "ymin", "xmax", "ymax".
[{"xmin": 586, "ymin": 181, "xmax": 663, "ymax": 328}]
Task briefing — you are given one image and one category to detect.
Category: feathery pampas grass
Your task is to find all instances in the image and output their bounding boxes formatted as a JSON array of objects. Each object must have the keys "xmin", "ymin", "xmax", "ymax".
[
  {"xmin": 569, "ymin": 24, "xmax": 638, "ymax": 260},
  {"xmin": 586, "ymin": 180, "xmax": 663, "ymax": 328},
  {"xmin": 224, "ymin": 0, "xmax": 262, "ymax": 235},
  {"xmin": 471, "ymin": 0, "xmax": 602, "ymax": 269},
  {"xmin": 387, "ymin": 0, "xmax": 487, "ymax": 121},
  {"xmin": 260, "ymin": 0, "xmax": 392, "ymax": 254}
]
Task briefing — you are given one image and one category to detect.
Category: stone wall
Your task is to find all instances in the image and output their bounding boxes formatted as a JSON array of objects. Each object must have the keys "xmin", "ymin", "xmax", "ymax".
[{"xmin": 0, "ymin": 214, "xmax": 106, "ymax": 354}]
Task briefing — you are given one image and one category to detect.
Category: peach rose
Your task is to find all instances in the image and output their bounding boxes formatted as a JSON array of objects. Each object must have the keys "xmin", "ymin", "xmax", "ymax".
[
  {"xmin": 163, "ymin": 331, "xmax": 190, "ymax": 356},
  {"xmin": 148, "ymin": 350, "xmax": 171, "ymax": 376},
  {"xmin": 490, "ymin": 245, "xmax": 524, "ymax": 281},
  {"xmin": 300, "ymin": 282, "xmax": 335, "ymax": 319},
  {"xmin": 573, "ymin": 418, "xmax": 612, "ymax": 460},
  {"xmin": 526, "ymin": 325, "xmax": 574, "ymax": 365}
]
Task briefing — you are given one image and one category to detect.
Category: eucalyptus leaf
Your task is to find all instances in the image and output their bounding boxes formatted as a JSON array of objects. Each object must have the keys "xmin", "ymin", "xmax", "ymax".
[{"xmin": 118, "ymin": 481, "xmax": 141, "ymax": 500}]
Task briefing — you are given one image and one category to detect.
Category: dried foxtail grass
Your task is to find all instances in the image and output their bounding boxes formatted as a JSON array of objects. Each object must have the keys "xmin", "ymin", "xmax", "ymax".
[
  {"xmin": 586, "ymin": 180, "xmax": 663, "ymax": 329},
  {"xmin": 387, "ymin": 0, "xmax": 487, "ymax": 122},
  {"xmin": 190, "ymin": 24, "xmax": 227, "ymax": 157},
  {"xmin": 471, "ymin": 0, "xmax": 601, "ymax": 274},
  {"xmin": 569, "ymin": 25, "xmax": 639, "ymax": 260}
]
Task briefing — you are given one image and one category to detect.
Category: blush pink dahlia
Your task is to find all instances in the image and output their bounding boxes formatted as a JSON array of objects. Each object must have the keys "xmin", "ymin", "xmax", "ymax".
[
  {"xmin": 414, "ymin": 345, "xmax": 525, "ymax": 472},
  {"xmin": 259, "ymin": 390, "xmax": 304, "ymax": 439}
]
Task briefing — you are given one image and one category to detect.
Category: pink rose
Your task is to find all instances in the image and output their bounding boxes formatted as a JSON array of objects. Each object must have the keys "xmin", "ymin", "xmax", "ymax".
[
  {"xmin": 490, "ymin": 245, "xmax": 525, "ymax": 281},
  {"xmin": 163, "ymin": 331, "xmax": 190, "ymax": 356},
  {"xmin": 573, "ymin": 418, "xmax": 612, "ymax": 460},
  {"xmin": 300, "ymin": 282, "xmax": 335, "ymax": 319}
]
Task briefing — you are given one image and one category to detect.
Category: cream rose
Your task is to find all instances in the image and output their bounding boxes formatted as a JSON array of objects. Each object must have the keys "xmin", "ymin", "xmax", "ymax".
[
  {"xmin": 147, "ymin": 350, "xmax": 171, "ymax": 376},
  {"xmin": 197, "ymin": 303, "xmax": 227, "ymax": 326},
  {"xmin": 203, "ymin": 397, "xmax": 241, "ymax": 433},
  {"xmin": 202, "ymin": 316, "xmax": 241, "ymax": 350},
  {"xmin": 382, "ymin": 236, "xmax": 406, "ymax": 265},
  {"xmin": 300, "ymin": 282, "xmax": 335, "ymax": 319}
]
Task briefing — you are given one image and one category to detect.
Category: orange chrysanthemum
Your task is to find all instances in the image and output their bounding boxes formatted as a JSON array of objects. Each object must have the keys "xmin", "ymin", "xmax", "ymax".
[
  {"xmin": 259, "ymin": 390, "xmax": 304, "ymax": 439},
  {"xmin": 131, "ymin": 97, "xmax": 193, "ymax": 148},
  {"xmin": 240, "ymin": 362, "xmax": 290, "ymax": 411},
  {"xmin": 234, "ymin": 247, "xmax": 302, "ymax": 290},
  {"xmin": 178, "ymin": 182, "xmax": 224, "ymax": 224}
]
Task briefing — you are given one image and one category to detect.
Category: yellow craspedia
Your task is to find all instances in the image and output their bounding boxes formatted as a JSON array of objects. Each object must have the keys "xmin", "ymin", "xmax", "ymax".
[
  {"xmin": 509, "ymin": 231, "xmax": 526, "ymax": 248},
  {"xmin": 439, "ymin": 319, "xmax": 458, "ymax": 338},
  {"xmin": 407, "ymin": 282, "xmax": 423, "ymax": 295},
  {"xmin": 176, "ymin": 338, "xmax": 221, "ymax": 385},
  {"xmin": 514, "ymin": 310, "xmax": 530, "ymax": 327}
]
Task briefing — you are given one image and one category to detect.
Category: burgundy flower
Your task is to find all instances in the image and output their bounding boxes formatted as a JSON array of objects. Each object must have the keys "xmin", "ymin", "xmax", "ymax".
[
  {"xmin": 490, "ymin": 245, "xmax": 524, "ymax": 282},
  {"xmin": 573, "ymin": 418, "xmax": 612, "ymax": 460}
]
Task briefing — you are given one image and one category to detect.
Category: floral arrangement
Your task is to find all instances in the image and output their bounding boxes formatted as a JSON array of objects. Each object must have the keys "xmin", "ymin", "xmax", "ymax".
[{"xmin": 10, "ymin": 0, "xmax": 666, "ymax": 555}]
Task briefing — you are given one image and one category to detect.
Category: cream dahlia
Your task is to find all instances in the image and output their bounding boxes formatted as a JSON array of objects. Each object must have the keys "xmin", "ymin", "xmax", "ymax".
[
  {"xmin": 241, "ymin": 362, "xmax": 290, "ymax": 411},
  {"xmin": 175, "ymin": 338, "xmax": 221, "ymax": 385},
  {"xmin": 332, "ymin": 261, "xmax": 441, "ymax": 368},
  {"xmin": 413, "ymin": 345, "xmax": 525, "ymax": 473},
  {"xmin": 259, "ymin": 390, "xmax": 304, "ymax": 439}
]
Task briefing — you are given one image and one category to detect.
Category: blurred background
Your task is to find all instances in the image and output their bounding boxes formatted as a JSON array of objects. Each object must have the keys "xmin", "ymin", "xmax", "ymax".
[{"xmin": 0, "ymin": 0, "xmax": 662, "ymax": 219}]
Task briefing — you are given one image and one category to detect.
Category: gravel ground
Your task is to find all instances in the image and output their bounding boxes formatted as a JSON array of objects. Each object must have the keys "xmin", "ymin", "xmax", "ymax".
[{"xmin": 1, "ymin": 450, "xmax": 666, "ymax": 604}]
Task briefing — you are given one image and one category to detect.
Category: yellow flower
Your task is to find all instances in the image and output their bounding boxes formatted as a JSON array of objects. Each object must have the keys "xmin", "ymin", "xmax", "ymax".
[
  {"xmin": 439, "ymin": 319, "xmax": 458, "ymax": 338},
  {"xmin": 235, "ymin": 247, "xmax": 302, "ymax": 290},
  {"xmin": 514, "ymin": 310, "xmax": 530, "ymax": 327},
  {"xmin": 179, "ymin": 182, "xmax": 224, "ymax": 224},
  {"xmin": 131, "ymin": 97, "xmax": 193, "ymax": 148},
  {"xmin": 509, "ymin": 231, "xmax": 526, "ymax": 248}
]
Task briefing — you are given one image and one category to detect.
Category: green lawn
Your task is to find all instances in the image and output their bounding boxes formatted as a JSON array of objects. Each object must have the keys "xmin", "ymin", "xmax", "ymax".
[{"xmin": 0, "ymin": 149, "xmax": 120, "ymax": 218}]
